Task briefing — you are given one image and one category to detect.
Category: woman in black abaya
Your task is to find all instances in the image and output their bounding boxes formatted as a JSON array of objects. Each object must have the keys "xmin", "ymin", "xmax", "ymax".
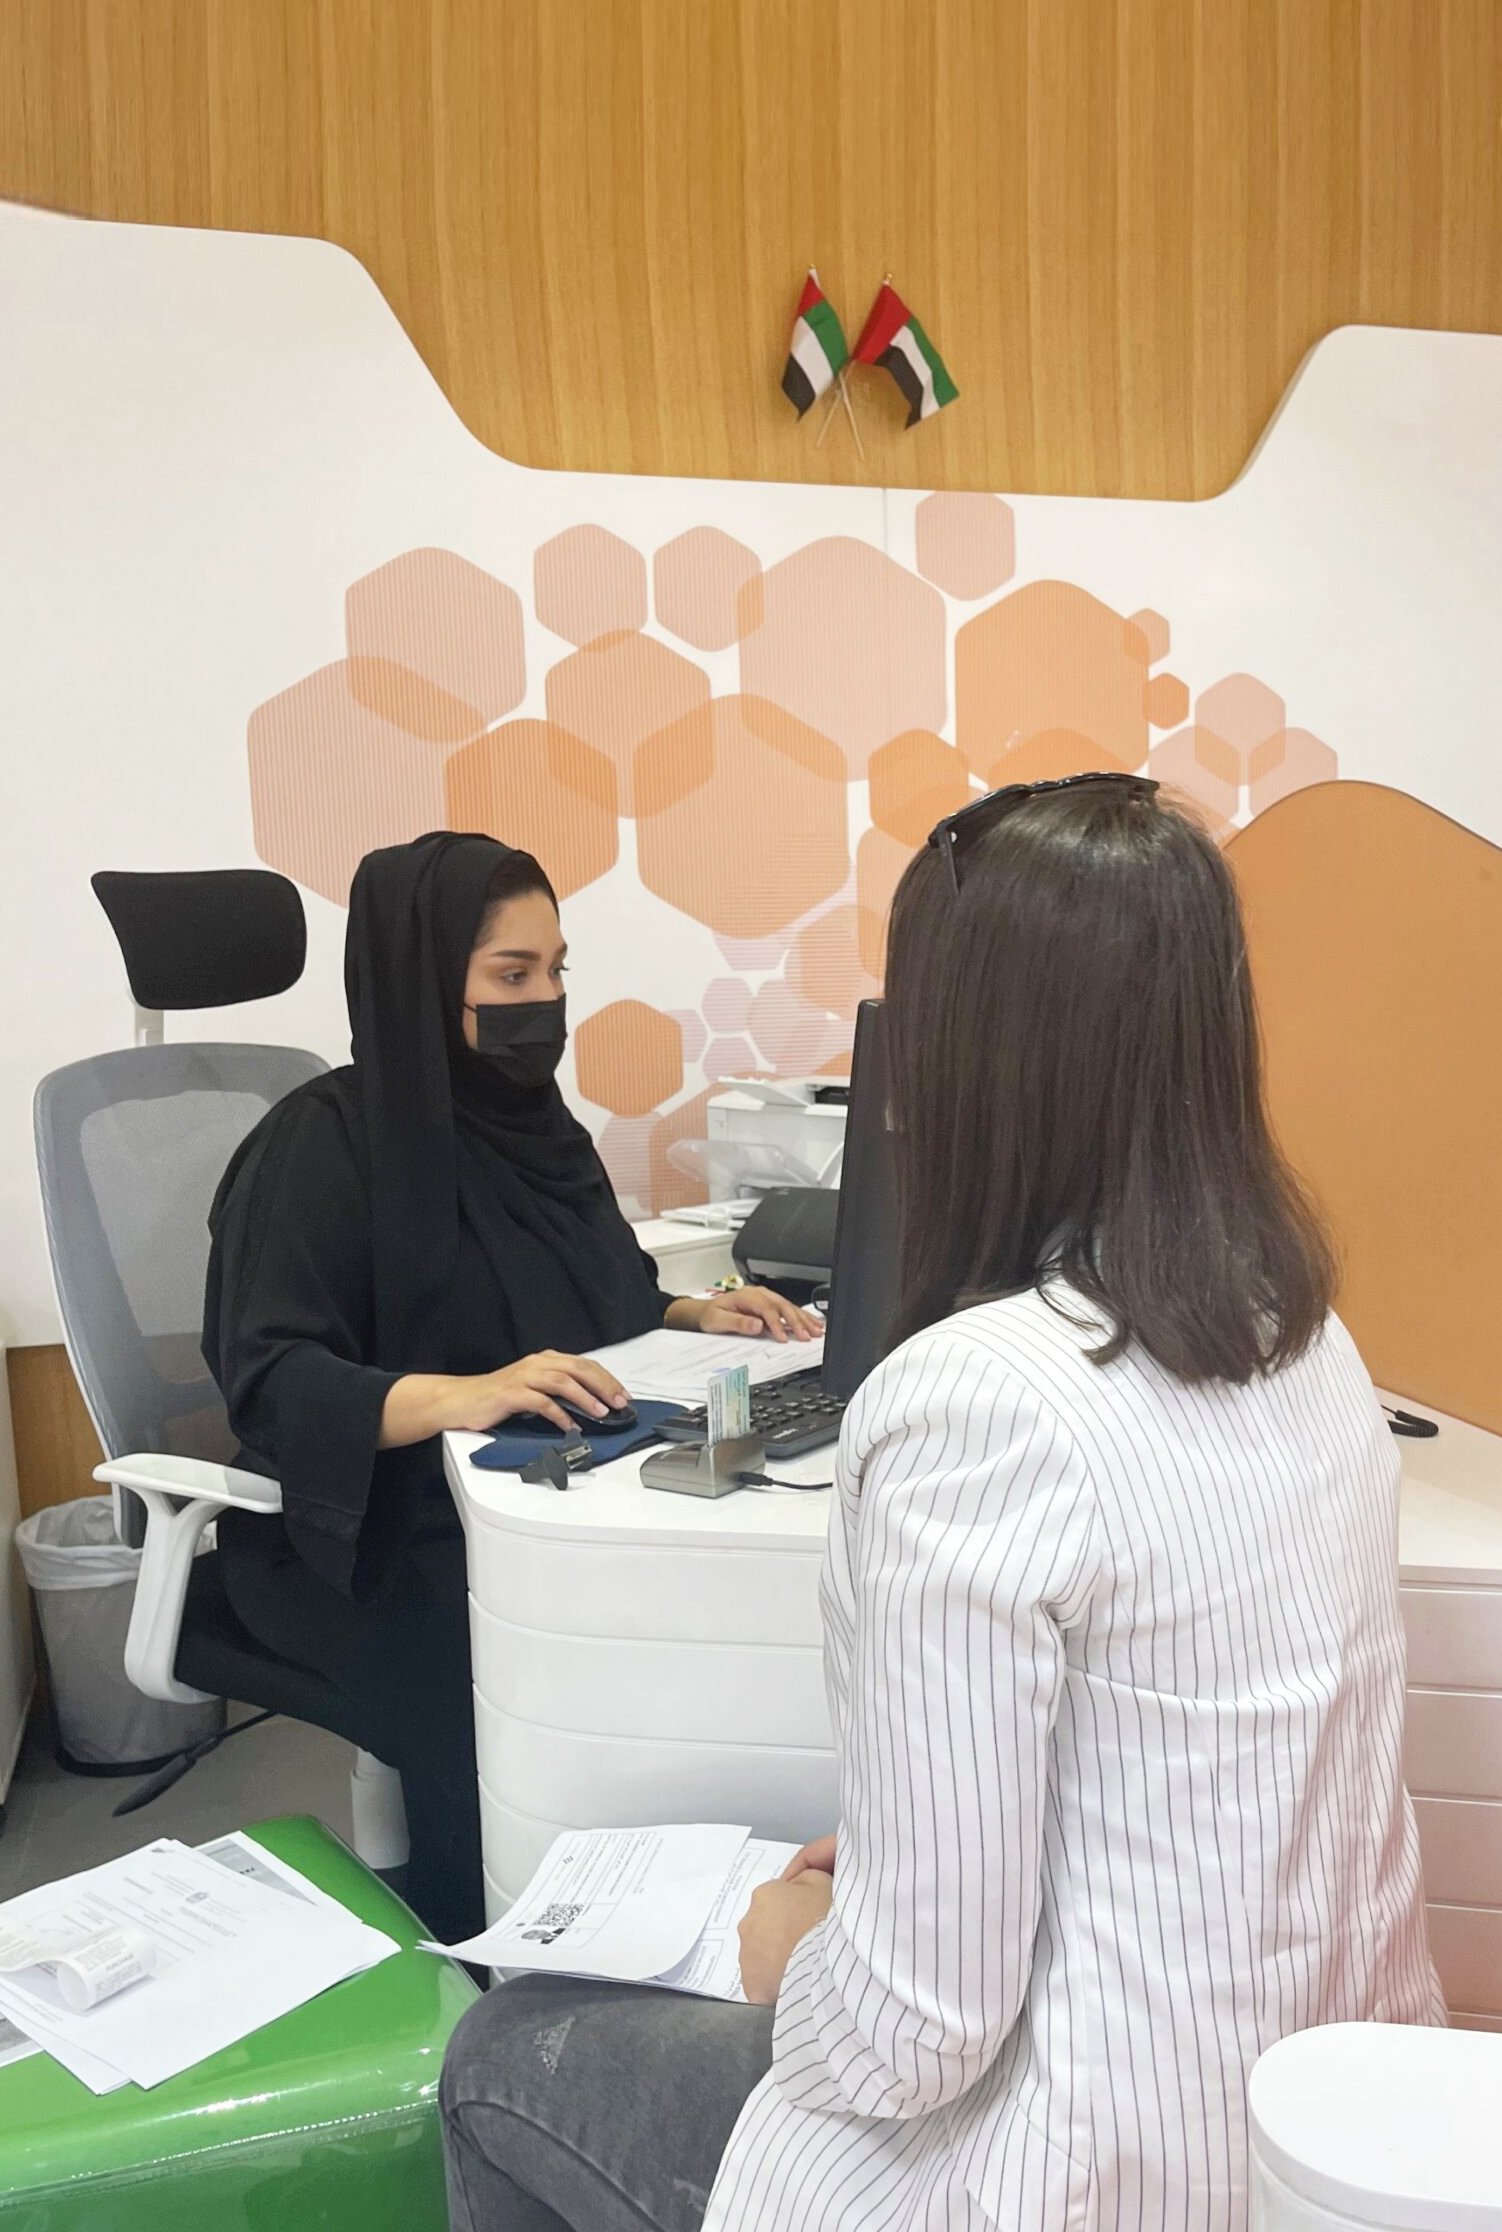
[{"xmin": 203, "ymin": 832, "xmax": 818, "ymax": 1941}]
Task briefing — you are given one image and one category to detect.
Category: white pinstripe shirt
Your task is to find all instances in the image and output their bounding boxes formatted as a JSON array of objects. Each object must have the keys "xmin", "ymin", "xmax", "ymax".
[{"xmin": 706, "ymin": 1287, "xmax": 1444, "ymax": 2231}]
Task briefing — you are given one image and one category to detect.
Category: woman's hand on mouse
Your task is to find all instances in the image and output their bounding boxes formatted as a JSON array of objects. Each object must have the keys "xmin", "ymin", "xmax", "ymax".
[
  {"xmin": 664, "ymin": 1288, "xmax": 824, "ymax": 1343},
  {"xmin": 379, "ymin": 1353, "xmax": 629, "ymax": 1446}
]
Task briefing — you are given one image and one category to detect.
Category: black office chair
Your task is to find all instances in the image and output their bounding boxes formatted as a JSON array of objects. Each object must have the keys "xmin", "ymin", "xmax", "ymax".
[{"xmin": 32, "ymin": 869, "xmax": 409, "ymax": 1866}]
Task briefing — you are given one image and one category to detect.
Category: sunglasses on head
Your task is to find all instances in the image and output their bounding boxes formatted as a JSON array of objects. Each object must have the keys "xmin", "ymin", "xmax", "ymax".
[{"xmin": 927, "ymin": 771, "xmax": 1160, "ymax": 894}]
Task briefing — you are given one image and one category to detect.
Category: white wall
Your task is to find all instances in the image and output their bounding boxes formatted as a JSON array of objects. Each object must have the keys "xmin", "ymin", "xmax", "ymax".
[{"xmin": 3, "ymin": 200, "xmax": 1501, "ymax": 1341}]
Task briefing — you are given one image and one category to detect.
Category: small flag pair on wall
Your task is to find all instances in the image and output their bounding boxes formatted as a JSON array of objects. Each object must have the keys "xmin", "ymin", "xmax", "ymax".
[{"xmin": 782, "ymin": 270, "xmax": 958, "ymax": 446}]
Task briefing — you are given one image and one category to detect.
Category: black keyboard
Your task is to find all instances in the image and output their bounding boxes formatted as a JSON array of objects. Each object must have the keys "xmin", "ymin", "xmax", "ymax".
[{"xmin": 656, "ymin": 1367, "xmax": 846, "ymax": 1458}]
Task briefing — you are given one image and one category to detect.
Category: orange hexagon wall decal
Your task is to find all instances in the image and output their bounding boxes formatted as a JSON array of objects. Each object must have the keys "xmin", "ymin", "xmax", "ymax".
[
  {"xmin": 636, "ymin": 696, "xmax": 848, "ymax": 936},
  {"xmin": 575, "ymin": 1000, "xmax": 684, "ymax": 1118},
  {"xmin": 445, "ymin": 718, "xmax": 619, "ymax": 898}
]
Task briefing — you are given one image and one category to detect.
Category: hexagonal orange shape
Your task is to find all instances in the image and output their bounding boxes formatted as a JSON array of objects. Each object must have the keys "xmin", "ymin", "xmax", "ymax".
[
  {"xmin": 1248, "ymin": 728, "xmax": 1338, "ymax": 814},
  {"xmin": 654, "ymin": 529, "xmax": 763, "ymax": 652},
  {"xmin": 545, "ymin": 630, "xmax": 710, "ymax": 815},
  {"xmin": 1196, "ymin": 675, "xmax": 1285, "ymax": 770},
  {"xmin": 791, "ymin": 904, "xmax": 884, "ymax": 1019},
  {"xmin": 868, "ymin": 730, "xmax": 973, "ymax": 847},
  {"xmin": 535, "ymin": 526, "xmax": 648, "ymax": 647},
  {"xmin": 914, "ymin": 494, "xmax": 1015, "ymax": 600},
  {"xmin": 1148, "ymin": 727, "xmax": 1238, "ymax": 840},
  {"xmin": 346, "ymin": 549, "xmax": 525, "ymax": 723},
  {"xmin": 739, "ymin": 537, "xmax": 946, "ymax": 775},
  {"xmin": 249, "ymin": 661, "xmax": 466, "ymax": 906},
  {"xmin": 444, "ymin": 719, "xmax": 618, "ymax": 900},
  {"xmin": 956, "ymin": 582, "xmax": 1150, "ymax": 786},
  {"xmin": 575, "ymin": 1000, "xmax": 684, "ymax": 1118},
  {"xmin": 1144, "ymin": 672, "xmax": 1190, "ymax": 729},
  {"xmin": 636, "ymin": 696, "xmax": 848, "ymax": 936},
  {"xmin": 1127, "ymin": 609, "xmax": 1171, "ymax": 664}
]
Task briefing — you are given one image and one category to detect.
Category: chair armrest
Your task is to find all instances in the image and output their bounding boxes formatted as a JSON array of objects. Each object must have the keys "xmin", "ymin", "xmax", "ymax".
[
  {"xmin": 93, "ymin": 1454, "xmax": 283, "ymax": 1514},
  {"xmin": 93, "ymin": 1456, "xmax": 284, "ymax": 1707}
]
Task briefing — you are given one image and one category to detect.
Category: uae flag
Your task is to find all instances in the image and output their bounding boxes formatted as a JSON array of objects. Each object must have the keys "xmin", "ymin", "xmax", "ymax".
[
  {"xmin": 854, "ymin": 283, "xmax": 958, "ymax": 426},
  {"xmin": 782, "ymin": 270, "xmax": 849, "ymax": 417}
]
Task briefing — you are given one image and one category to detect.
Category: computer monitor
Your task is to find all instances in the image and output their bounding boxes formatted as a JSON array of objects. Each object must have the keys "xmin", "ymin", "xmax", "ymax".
[{"xmin": 821, "ymin": 998, "xmax": 900, "ymax": 1403}]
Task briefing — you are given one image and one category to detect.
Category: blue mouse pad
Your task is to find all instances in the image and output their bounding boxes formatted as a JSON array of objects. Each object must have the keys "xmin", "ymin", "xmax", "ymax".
[{"xmin": 468, "ymin": 1398, "xmax": 692, "ymax": 1474}]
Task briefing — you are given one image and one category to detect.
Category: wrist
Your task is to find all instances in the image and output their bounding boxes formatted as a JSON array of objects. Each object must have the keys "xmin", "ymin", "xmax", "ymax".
[{"xmin": 664, "ymin": 1296, "xmax": 707, "ymax": 1332}]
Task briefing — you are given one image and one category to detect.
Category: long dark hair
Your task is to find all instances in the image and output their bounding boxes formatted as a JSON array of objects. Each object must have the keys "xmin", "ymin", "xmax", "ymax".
[{"xmin": 884, "ymin": 785, "xmax": 1335, "ymax": 1381}]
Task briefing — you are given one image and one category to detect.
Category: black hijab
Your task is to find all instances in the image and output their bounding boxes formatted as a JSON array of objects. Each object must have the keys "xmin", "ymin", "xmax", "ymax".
[{"xmin": 346, "ymin": 831, "xmax": 667, "ymax": 1373}]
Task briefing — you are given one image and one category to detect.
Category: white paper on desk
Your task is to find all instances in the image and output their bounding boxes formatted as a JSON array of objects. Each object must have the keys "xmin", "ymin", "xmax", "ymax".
[
  {"xmin": 587, "ymin": 1327, "xmax": 822, "ymax": 1402},
  {"xmin": 653, "ymin": 1839, "xmax": 800, "ymax": 2002},
  {"xmin": 0, "ymin": 2015, "xmax": 40, "ymax": 2070},
  {"xmin": 429, "ymin": 1823, "xmax": 750, "ymax": 1982},
  {"xmin": 0, "ymin": 1840, "xmax": 398, "ymax": 2092}
]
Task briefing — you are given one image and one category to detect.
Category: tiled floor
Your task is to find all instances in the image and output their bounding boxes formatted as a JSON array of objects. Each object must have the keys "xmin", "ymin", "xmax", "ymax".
[{"xmin": 0, "ymin": 1703, "xmax": 354, "ymax": 1900}]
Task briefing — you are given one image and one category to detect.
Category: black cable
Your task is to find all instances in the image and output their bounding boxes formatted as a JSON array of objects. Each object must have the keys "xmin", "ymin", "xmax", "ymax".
[
  {"xmin": 1383, "ymin": 1406, "xmax": 1439, "ymax": 1440},
  {"xmin": 111, "ymin": 1708, "xmax": 277, "ymax": 1817},
  {"xmin": 733, "ymin": 1470, "xmax": 833, "ymax": 1493}
]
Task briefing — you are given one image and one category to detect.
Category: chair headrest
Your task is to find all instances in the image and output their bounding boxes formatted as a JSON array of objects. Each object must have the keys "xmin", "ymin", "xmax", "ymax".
[{"xmin": 92, "ymin": 870, "xmax": 307, "ymax": 1010}]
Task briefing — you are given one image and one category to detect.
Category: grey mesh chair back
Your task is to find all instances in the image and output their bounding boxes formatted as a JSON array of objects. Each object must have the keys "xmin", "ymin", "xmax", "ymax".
[{"xmin": 34, "ymin": 1043, "xmax": 327, "ymax": 1474}]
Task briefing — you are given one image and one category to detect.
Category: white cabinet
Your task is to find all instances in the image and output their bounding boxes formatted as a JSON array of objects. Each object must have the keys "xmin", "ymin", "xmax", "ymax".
[
  {"xmin": 1395, "ymin": 1397, "xmax": 1502, "ymax": 2025},
  {"xmin": 0, "ymin": 1347, "xmax": 35, "ymax": 1801}
]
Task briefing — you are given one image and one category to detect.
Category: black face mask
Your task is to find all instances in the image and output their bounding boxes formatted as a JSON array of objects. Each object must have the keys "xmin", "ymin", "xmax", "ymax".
[{"xmin": 466, "ymin": 997, "xmax": 568, "ymax": 1088}]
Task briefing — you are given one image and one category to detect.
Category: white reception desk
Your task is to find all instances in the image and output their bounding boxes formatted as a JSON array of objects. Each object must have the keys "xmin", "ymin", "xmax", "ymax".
[{"xmin": 448, "ymin": 1364, "xmax": 1502, "ymax": 2025}]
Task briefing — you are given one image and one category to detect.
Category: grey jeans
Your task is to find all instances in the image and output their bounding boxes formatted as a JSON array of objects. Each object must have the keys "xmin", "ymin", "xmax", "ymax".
[{"xmin": 442, "ymin": 1977, "xmax": 776, "ymax": 2231}]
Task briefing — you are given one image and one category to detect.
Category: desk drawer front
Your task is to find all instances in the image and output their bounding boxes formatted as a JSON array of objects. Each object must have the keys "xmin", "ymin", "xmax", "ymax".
[
  {"xmin": 1413, "ymin": 1797, "xmax": 1502, "ymax": 1908},
  {"xmin": 470, "ymin": 1602, "xmax": 830, "ymax": 1747},
  {"xmin": 1426, "ymin": 1903, "xmax": 1502, "ymax": 2020},
  {"xmin": 468, "ymin": 1530, "xmax": 826, "ymax": 1647},
  {"xmin": 1402, "ymin": 1586, "xmax": 1502, "ymax": 1690},
  {"xmin": 1404, "ymin": 1690, "xmax": 1502, "ymax": 1802}
]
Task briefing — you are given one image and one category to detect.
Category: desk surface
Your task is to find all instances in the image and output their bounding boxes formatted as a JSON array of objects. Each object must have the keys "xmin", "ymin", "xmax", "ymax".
[
  {"xmin": 448, "ymin": 1432, "xmax": 834, "ymax": 1550},
  {"xmin": 1386, "ymin": 1391, "xmax": 1502, "ymax": 1586},
  {"xmin": 450, "ymin": 1384, "xmax": 1502, "ymax": 1578}
]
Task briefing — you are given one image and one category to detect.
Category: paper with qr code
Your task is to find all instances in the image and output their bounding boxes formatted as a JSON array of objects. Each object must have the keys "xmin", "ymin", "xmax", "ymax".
[
  {"xmin": 706, "ymin": 1362, "xmax": 751, "ymax": 1445},
  {"xmin": 424, "ymin": 1824, "xmax": 750, "ymax": 1980}
]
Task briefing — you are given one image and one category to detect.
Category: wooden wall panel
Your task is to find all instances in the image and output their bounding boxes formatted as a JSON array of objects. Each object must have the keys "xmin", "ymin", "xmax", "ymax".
[
  {"xmin": 2, "ymin": 0, "xmax": 1500, "ymax": 497},
  {"xmin": 6, "ymin": 1347, "xmax": 102, "ymax": 1519}
]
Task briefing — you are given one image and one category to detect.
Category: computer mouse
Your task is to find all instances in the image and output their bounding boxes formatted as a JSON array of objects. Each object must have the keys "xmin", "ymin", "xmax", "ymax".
[
  {"xmin": 508, "ymin": 1397, "xmax": 639, "ymax": 1437},
  {"xmin": 567, "ymin": 1397, "xmax": 638, "ymax": 1433}
]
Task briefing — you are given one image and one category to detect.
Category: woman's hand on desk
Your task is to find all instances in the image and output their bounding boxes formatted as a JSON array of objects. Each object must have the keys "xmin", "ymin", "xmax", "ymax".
[
  {"xmin": 378, "ymin": 1352, "xmax": 630, "ymax": 1446},
  {"xmin": 739, "ymin": 1870, "xmax": 835, "ymax": 2005},
  {"xmin": 664, "ymin": 1288, "xmax": 824, "ymax": 1342}
]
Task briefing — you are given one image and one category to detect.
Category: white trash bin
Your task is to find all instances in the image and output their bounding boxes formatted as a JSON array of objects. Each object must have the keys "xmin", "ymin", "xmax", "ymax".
[
  {"xmin": 16, "ymin": 1495, "xmax": 224, "ymax": 1770},
  {"xmin": 1249, "ymin": 2022, "xmax": 1502, "ymax": 2230}
]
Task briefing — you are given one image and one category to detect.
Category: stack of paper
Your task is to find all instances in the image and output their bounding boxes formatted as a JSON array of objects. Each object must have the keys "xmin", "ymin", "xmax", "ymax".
[
  {"xmin": 427, "ymin": 1824, "xmax": 801, "ymax": 2004},
  {"xmin": 586, "ymin": 1327, "xmax": 823, "ymax": 1403},
  {"xmin": 0, "ymin": 1834, "xmax": 399, "ymax": 2092}
]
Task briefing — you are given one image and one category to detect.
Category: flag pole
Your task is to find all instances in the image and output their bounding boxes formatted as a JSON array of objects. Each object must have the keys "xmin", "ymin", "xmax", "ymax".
[
  {"xmin": 835, "ymin": 367, "xmax": 864, "ymax": 460},
  {"xmin": 814, "ymin": 380, "xmax": 843, "ymax": 448}
]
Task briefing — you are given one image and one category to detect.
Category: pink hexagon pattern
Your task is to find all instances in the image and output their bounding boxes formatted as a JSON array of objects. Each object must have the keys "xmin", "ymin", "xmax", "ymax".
[
  {"xmin": 654, "ymin": 529, "xmax": 763, "ymax": 651},
  {"xmin": 545, "ymin": 630, "xmax": 710, "ymax": 815},
  {"xmin": 914, "ymin": 494, "xmax": 1015, "ymax": 601},
  {"xmin": 535, "ymin": 526, "xmax": 648, "ymax": 647},
  {"xmin": 250, "ymin": 661, "xmax": 474, "ymax": 905},
  {"xmin": 346, "ymin": 549, "xmax": 526, "ymax": 724},
  {"xmin": 1248, "ymin": 728, "xmax": 1338, "ymax": 813},
  {"xmin": 250, "ymin": 504, "xmax": 1338, "ymax": 1209},
  {"xmin": 739, "ymin": 537, "xmax": 947, "ymax": 775},
  {"xmin": 1196, "ymin": 674, "xmax": 1286, "ymax": 772}
]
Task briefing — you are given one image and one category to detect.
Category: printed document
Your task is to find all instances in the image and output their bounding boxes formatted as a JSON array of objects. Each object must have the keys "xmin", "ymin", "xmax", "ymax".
[
  {"xmin": 429, "ymin": 1825, "xmax": 804, "ymax": 2002},
  {"xmin": 0, "ymin": 1839, "xmax": 398, "ymax": 2092},
  {"xmin": 586, "ymin": 1327, "xmax": 822, "ymax": 1402}
]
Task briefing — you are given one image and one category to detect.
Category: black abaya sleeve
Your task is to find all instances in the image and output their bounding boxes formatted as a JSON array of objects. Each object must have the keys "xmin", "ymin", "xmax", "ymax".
[{"xmin": 202, "ymin": 1079, "xmax": 403, "ymax": 1599}]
